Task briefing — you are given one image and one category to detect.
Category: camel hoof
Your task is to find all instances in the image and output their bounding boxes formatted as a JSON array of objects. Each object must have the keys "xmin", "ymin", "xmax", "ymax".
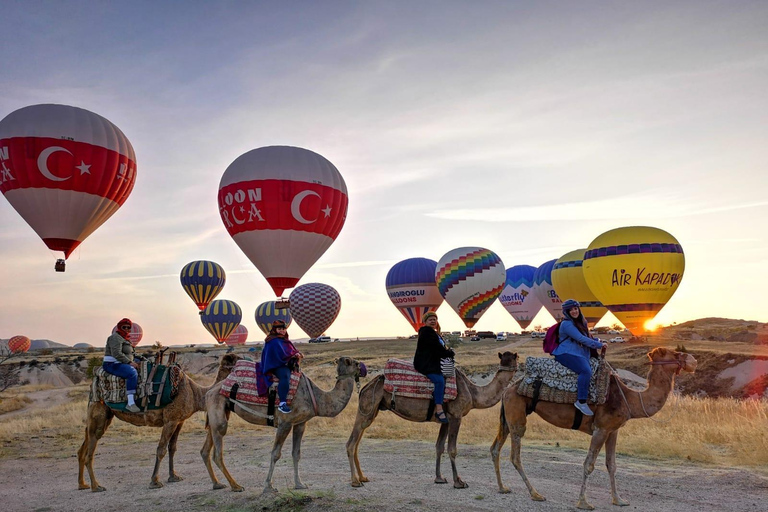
[
  {"xmin": 434, "ymin": 477, "xmax": 448, "ymax": 484},
  {"xmin": 531, "ymin": 492, "xmax": 546, "ymax": 502},
  {"xmin": 351, "ymin": 481, "xmax": 364, "ymax": 488},
  {"xmin": 262, "ymin": 486, "xmax": 278, "ymax": 495},
  {"xmin": 213, "ymin": 483, "xmax": 227, "ymax": 490},
  {"xmin": 295, "ymin": 483, "xmax": 308, "ymax": 490},
  {"xmin": 149, "ymin": 481, "xmax": 164, "ymax": 489},
  {"xmin": 576, "ymin": 498, "xmax": 595, "ymax": 510},
  {"xmin": 232, "ymin": 485, "xmax": 245, "ymax": 493},
  {"xmin": 612, "ymin": 497, "xmax": 630, "ymax": 507},
  {"xmin": 498, "ymin": 486, "xmax": 511, "ymax": 494},
  {"xmin": 168, "ymin": 475, "xmax": 183, "ymax": 483},
  {"xmin": 78, "ymin": 484, "xmax": 89, "ymax": 490},
  {"xmin": 453, "ymin": 480, "xmax": 469, "ymax": 489},
  {"xmin": 91, "ymin": 486, "xmax": 106, "ymax": 493},
  {"xmin": 359, "ymin": 476, "xmax": 370, "ymax": 483}
]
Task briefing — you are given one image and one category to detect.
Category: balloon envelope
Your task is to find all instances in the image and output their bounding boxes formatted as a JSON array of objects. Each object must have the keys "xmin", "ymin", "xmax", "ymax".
[
  {"xmin": 435, "ymin": 247, "xmax": 506, "ymax": 328},
  {"xmin": 8, "ymin": 335, "xmax": 31, "ymax": 354},
  {"xmin": 500, "ymin": 265, "xmax": 543, "ymax": 330},
  {"xmin": 533, "ymin": 259, "xmax": 564, "ymax": 321},
  {"xmin": 583, "ymin": 226, "xmax": 684, "ymax": 335},
  {"xmin": 551, "ymin": 249, "xmax": 608, "ymax": 328},
  {"xmin": 218, "ymin": 146, "xmax": 348, "ymax": 296},
  {"xmin": 254, "ymin": 300, "xmax": 293, "ymax": 335},
  {"xmin": 224, "ymin": 325, "xmax": 248, "ymax": 346},
  {"xmin": 111, "ymin": 323, "xmax": 144, "ymax": 347},
  {"xmin": 386, "ymin": 257, "xmax": 443, "ymax": 332},
  {"xmin": 0, "ymin": 104, "xmax": 136, "ymax": 259},
  {"xmin": 200, "ymin": 300, "xmax": 242, "ymax": 343},
  {"xmin": 288, "ymin": 283, "xmax": 341, "ymax": 339},
  {"xmin": 180, "ymin": 260, "xmax": 226, "ymax": 311}
]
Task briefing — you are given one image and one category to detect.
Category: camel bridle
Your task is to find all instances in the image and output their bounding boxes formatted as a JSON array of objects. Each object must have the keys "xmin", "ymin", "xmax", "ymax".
[{"xmin": 644, "ymin": 352, "xmax": 687, "ymax": 376}]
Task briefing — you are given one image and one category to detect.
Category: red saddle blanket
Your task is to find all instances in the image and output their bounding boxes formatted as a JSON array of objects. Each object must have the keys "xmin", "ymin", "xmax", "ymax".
[
  {"xmin": 219, "ymin": 359, "xmax": 301, "ymax": 405},
  {"xmin": 383, "ymin": 359, "xmax": 458, "ymax": 402}
]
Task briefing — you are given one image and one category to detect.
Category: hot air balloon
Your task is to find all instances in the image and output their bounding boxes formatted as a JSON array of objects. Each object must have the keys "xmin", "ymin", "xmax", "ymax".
[
  {"xmin": 288, "ymin": 283, "xmax": 341, "ymax": 339},
  {"xmin": 500, "ymin": 265, "xmax": 543, "ymax": 330},
  {"xmin": 8, "ymin": 335, "xmax": 31, "ymax": 354},
  {"xmin": 217, "ymin": 146, "xmax": 348, "ymax": 297},
  {"xmin": 111, "ymin": 322, "xmax": 144, "ymax": 347},
  {"xmin": 0, "ymin": 104, "xmax": 136, "ymax": 271},
  {"xmin": 254, "ymin": 300, "xmax": 293, "ymax": 335},
  {"xmin": 435, "ymin": 247, "xmax": 506, "ymax": 328},
  {"xmin": 551, "ymin": 249, "xmax": 608, "ymax": 328},
  {"xmin": 200, "ymin": 300, "xmax": 242, "ymax": 344},
  {"xmin": 224, "ymin": 325, "xmax": 248, "ymax": 346},
  {"xmin": 180, "ymin": 260, "xmax": 226, "ymax": 311},
  {"xmin": 533, "ymin": 259, "xmax": 564, "ymax": 321},
  {"xmin": 583, "ymin": 226, "xmax": 684, "ymax": 335},
  {"xmin": 386, "ymin": 257, "xmax": 444, "ymax": 332}
]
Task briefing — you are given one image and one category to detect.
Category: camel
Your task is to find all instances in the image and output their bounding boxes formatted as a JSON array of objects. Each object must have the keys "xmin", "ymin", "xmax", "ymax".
[
  {"xmin": 202, "ymin": 356, "xmax": 365, "ymax": 492},
  {"xmin": 347, "ymin": 351, "xmax": 518, "ymax": 489},
  {"xmin": 491, "ymin": 347, "xmax": 697, "ymax": 510},
  {"xmin": 78, "ymin": 353, "xmax": 240, "ymax": 492}
]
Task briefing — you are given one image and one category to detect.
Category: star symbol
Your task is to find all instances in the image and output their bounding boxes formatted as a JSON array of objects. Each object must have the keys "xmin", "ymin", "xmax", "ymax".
[
  {"xmin": 239, "ymin": 206, "xmax": 245, "ymax": 213},
  {"xmin": 76, "ymin": 161, "xmax": 91, "ymax": 175},
  {"xmin": 321, "ymin": 205, "xmax": 332, "ymax": 218}
]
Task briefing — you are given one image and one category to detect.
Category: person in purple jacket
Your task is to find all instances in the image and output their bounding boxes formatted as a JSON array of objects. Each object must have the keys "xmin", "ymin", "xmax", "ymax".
[
  {"xmin": 261, "ymin": 320, "xmax": 302, "ymax": 414},
  {"xmin": 552, "ymin": 299, "xmax": 607, "ymax": 416}
]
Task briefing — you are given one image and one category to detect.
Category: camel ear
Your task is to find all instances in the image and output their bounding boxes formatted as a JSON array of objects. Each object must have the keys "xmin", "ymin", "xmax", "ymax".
[
  {"xmin": 498, "ymin": 352, "xmax": 502, "ymax": 360},
  {"xmin": 344, "ymin": 357, "xmax": 351, "ymax": 366}
]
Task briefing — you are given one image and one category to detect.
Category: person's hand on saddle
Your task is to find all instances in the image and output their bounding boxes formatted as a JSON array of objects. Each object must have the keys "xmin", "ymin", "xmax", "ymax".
[
  {"xmin": 129, "ymin": 361, "xmax": 140, "ymax": 369},
  {"xmin": 447, "ymin": 348, "xmax": 456, "ymax": 358}
]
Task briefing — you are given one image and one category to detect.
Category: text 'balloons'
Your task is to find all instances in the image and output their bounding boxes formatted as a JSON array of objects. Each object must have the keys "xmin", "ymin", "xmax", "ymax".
[
  {"xmin": 386, "ymin": 257, "xmax": 443, "ymax": 332},
  {"xmin": 288, "ymin": 283, "xmax": 341, "ymax": 339},
  {"xmin": 111, "ymin": 323, "xmax": 144, "ymax": 348},
  {"xmin": 200, "ymin": 300, "xmax": 242, "ymax": 344},
  {"xmin": 218, "ymin": 146, "xmax": 348, "ymax": 296},
  {"xmin": 436, "ymin": 247, "xmax": 506, "ymax": 328},
  {"xmin": 255, "ymin": 301, "xmax": 293, "ymax": 335},
  {"xmin": 533, "ymin": 259, "xmax": 563, "ymax": 322},
  {"xmin": 551, "ymin": 249, "xmax": 608, "ymax": 328},
  {"xmin": 500, "ymin": 265, "xmax": 543, "ymax": 330}
]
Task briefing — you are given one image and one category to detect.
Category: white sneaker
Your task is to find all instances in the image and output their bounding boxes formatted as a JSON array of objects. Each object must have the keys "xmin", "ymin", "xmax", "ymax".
[{"xmin": 574, "ymin": 401, "xmax": 593, "ymax": 416}]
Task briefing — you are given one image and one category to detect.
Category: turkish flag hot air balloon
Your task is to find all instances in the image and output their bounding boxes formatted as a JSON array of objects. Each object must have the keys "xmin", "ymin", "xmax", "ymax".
[
  {"xmin": 551, "ymin": 249, "xmax": 608, "ymax": 328},
  {"xmin": 386, "ymin": 257, "xmax": 443, "ymax": 332},
  {"xmin": 500, "ymin": 265, "xmax": 543, "ymax": 330},
  {"xmin": 583, "ymin": 226, "xmax": 684, "ymax": 335},
  {"xmin": 254, "ymin": 300, "xmax": 293, "ymax": 335},
  {"xmin": 180, "ymin": 260, "xmax": 226, "ymax": 311},
  {"xmin": 8, "ymin": 335, "xmax": 31, "ymax": 354},
  {"xmin": 288, "ymin": 283, "xmax": 341, "ymax": 339},
  {"xmin": 533, "ymin": 259, "xmax": 564, "ymax": 321},
  {"xmin": 218, "ymin": 146, "xmax": 348, "ymax": 297},
  {"xmin": 200, "ymin": 300, "xmax": 242, "ymax": 344},
  {"xmin": 0, "ymin": 104, "xmax": 136, "ymax": 265},
  {"xmin": 435, "ymin": 247, "xmax": 506, "ymax": 328},
  {"xmin": 111, "ymin": 322, "xmax": 144, "ymax": 347},
  {"xmin": 224, "ymin": 324, "xmax": 248, "ymax": 346}
]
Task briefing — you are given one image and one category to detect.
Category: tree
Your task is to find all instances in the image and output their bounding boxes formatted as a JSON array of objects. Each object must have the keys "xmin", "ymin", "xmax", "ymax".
[
  {"xmin": 533, "ymin": 324, "xmax": 542, "ymax": 333},
  {"xmin": 0, "ymin": 346, "xmax": 22, "ymax": 392},
  {"xmin": 611, "ymin": 323, "xmax": 623, "ymax": 332},
  {"xmin": 152, "ymin": 340, "xmax": 164, "ymax": 350}
]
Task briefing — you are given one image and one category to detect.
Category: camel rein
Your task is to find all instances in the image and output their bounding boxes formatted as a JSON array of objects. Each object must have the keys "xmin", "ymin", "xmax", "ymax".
[{"xmin": 608, "ymin": 362, "xmax": 681, "ymax": 425}]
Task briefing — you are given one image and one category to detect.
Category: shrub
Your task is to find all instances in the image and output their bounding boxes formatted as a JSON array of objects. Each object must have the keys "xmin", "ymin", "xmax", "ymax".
[
  {"xmin": 39, "ymin": 348, "xmax": 54, "ymax": 356},
  {"xmin": 86, "ymin": 357, "xmax": 102, "ymax": 379}
]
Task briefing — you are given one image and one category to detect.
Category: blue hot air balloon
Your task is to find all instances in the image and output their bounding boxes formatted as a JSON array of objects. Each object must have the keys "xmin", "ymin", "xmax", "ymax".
[
  {"xmin": 254, "ymin": 300, "xmax": 293, "ymax": 335},
  {"xmin": 200, "ymin": 299, "xmax": 242, "ymax": 343},
  {"xmin": 533, "ymin": 259, "xmax": 563, "ymax": 321},
  {"xmin": 500, "ymin": 265, "xmax": 543, "ymax": 330},
  {"xmin": 386, "ymin": 257, "xmax": 444, "ymax": 332},
  {"xmin": 180, "ymin": 260, "xmax": 226, "ymax": 311}
]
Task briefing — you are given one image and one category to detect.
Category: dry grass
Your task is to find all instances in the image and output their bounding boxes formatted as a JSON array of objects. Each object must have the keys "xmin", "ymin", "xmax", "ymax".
[{"xmin": 0, "ymin": 395, "xmax": 32, "ymax": 414}]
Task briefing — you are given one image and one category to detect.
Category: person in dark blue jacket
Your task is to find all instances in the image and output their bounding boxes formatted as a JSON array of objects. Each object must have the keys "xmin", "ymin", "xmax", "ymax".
[
  {"xmin": 552, "ymin": 299, "xmax": 607, "ymax": 416},
  {"xmin": 261, "ymin": 320, "xmax": 302, "ymax": 414},
  {"xmin": 413, "ymin": 311, "xmax": 454, "ymax": 424}
]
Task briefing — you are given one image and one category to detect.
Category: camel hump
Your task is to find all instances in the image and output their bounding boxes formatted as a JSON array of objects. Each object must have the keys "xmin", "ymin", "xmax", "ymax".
[
  {"xmin": 517, "ymin": 357, "xmax": 611, "ymax": 405},
  {"xmin": 94, "ymin": 361, "xmax": 182, "ymax": 412},
  {"xmin": 383, "ymin": 359, "xmax": 458, "ymax": 402}
]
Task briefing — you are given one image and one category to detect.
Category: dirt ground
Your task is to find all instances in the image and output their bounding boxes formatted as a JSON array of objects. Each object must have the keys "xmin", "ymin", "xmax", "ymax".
[{"xmin": 0, "ymin": 423, "xmax": 766, "ymax": 512}]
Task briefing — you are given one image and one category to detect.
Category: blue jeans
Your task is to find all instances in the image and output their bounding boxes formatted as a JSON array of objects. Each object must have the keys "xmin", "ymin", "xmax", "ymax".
[
  {"xmin": 425, "ymin": 373, "xmax": 446, "ymax": 405},
  {"xmin": 103, "ymin": 361, "xmax": 138, "ymax": 394},
  {"xmin": 554, "ymin": 353, "xmax": 592, "ymax": 401},
  {"xmin": 271, "ymin": 366, "xmax": 292, "ymax": 402}
]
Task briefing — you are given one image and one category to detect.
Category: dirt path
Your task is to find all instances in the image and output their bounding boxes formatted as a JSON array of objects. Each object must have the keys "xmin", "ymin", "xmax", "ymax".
[
  {"xmin": 0, "ymin": 424, "xmax": 765, "ymax": 512},
  {"xmin": 2, "ymin": 387, "xmax": 72, "ymax": 419}
]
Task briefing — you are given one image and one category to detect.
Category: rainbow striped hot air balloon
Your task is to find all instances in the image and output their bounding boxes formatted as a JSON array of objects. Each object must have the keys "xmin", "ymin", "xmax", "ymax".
[
  {"xmin": 200, "ymin": 299, "xmax": 242, "ymax": 343},
  {"xmin": 180, "ymin": 260, "xmax": 226, "ymax": 312},
  {"xmin": 111, "ymin": 322, "xmax": 144, "ymax": 347},
  {"xmin": 289, "ymin": 283, "xmax": 341, "ymax": 339},
  {"xmin": 500, "ymin": 265, "xmax": 543, "ymax": 330},
  {"xmin": 8, "ymin": 335, "xmax": 31, "ymax": 354},
  {"xmin": 386, "ymin": 257, "xmax": 443, "ymax": 332},
  {"xmin": 533, "ymin": 259, "xmax": 563, "ymax": 321},
  {"xmin": 583, "ymin": 226, "xmax": 684, "ymax": 335},
  {"xmin": 551, "ymin": 249, "xmax": 608, "ymax": 328},
  {"xmin": 254, "ymin": 300, "xmax": 293, "ymax": 335},
  {"xmin": 435, "ymin": 247, "xmax": 506, "ymax": 329}
]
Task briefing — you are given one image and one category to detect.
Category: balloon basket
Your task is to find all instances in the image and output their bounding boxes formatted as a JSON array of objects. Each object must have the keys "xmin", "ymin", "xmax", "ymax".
[
  {"xmin": 55, "ymin": 259, "xmax": 66, "ymax": 272},
  {"xmin": 275, "ymin": 298, "xmax": 290, "ymax": 309}
]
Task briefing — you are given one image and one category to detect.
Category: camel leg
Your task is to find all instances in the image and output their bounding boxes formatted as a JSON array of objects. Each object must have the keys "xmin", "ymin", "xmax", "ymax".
[
  {"xmin": 200, "ymin": 429, "xmax": 225, "ymax": 490},
  {"xmin": 77, "ymin": 402, "xmax": 113, "ymax": 492},
  {"xmin": 149, "ymin": 421, "xmax": 181, "ymax": 488},
  {"xmin": 577, "ymin": 428, "xmax": 610, "ymax": 510},
  {"xmin": 510, "ymin": 425, "xmax": 545, "ymax": 501},
  {"xmin": 345, "ymin": 394, "xmax": 382, "ymax": 487},
  {"xmin": 434, "ymin": 423, "xmax": 449, "ymax": 484},
  {"xmin": 203, "ymin": 405, "xmax": 243, "ymax": 492},
  {"xmin": 446, "ymin": 417, "xmax": 468, "ymax": 489},
  {"xmin": 167, "ymin": 422, "xmax": 184, "ymax": 483},
  {"xmin": 291, "ymin": 422, "xmax": 308, "ymax": 489},
  {"xmin": 605, "ymin": 430, "xmax": 629, "ymax": 506},
  {"xmin": 264, "ymin": 421, "xmax": 293, "ymax": 493},
  {"xmin": 490, "ymin": 408, "xmax": 511, "ymax": 493}
]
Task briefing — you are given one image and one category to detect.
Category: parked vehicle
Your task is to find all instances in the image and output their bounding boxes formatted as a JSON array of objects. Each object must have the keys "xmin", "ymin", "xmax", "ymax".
[
  {"xmin": 531, "ymin": 331, "xmax": 545, "ymax": 338},
  {"xmin": 610, "ymin": 337, "xmax": 625, "ymax": 343},
  {"xmin": 477, "ymin": 331, "xmax": 496, "ymax": 339},
  {"xmin": 470, "ymin": 336, "xmax": 480, "ymax": 341},
  {"xmin": 309, "ymin": 335, "xmax": 332, "ymax": 343}
]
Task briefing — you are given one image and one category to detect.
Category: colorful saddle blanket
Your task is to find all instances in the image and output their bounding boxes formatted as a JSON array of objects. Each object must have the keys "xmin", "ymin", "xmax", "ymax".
[
  {"xmin": 383, "ymin": 359, "xmax": 458, "ymax": 402},
  {"xmin": 219, "ymin": 359, "xmax": 301, "ymax": 405},
  {"xmin": 517, "ymin": 357, "xmax": 611, "ymax": 405},
  {"xmin": 92, "ymin": 361, "xmax": 182, "ymax": 411}
]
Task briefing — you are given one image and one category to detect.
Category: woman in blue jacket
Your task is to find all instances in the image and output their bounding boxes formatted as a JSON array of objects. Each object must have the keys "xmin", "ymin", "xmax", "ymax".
[
  {"xmin": 552, "ymin": 299, "xmax": 606, "ymax": 416},
  {"xmin": 261, "ymin": 320, "xmax": 302, "ymax": 414}
]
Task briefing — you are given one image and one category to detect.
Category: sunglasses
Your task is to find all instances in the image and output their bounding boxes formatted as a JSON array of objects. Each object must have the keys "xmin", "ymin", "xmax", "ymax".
[{"xmin": 119, "ymin": 325, "xmax": 132, "ymax": 331}]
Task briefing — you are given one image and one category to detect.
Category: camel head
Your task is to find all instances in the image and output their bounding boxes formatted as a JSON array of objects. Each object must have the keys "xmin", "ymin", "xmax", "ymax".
[
  {"xmin": 646, "ymin": 347, "xmax": 697, "ymax": 374},
  {"xmin": 335, "ymin": 357, "xmax": 366, "ymax": 381},
  {"xmin": 498, "ymin": 351, "xmax": 518, "ymax": 370},
  {"xmin": 214, "ymin": 353, "xmax": 242, "ymax": 382}
]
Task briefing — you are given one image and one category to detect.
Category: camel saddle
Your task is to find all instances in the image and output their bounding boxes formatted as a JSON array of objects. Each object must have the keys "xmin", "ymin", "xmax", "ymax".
[
  {"xmin": 92, "ymin": 361, "xmax": 182, "ymax": 412},
  {"xmin": 517, "ymin": 357, "xmax": 611, "ymax": 405},
  {"xmin": 219, "ymin": 359, "xmax": 301, "ymax": 406},
  {"xmin": 383, "ymin": 359, "xmax": 458, "ymax": 402}
]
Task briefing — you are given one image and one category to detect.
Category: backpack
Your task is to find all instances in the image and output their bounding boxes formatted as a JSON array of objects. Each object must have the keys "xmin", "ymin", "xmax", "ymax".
[{"xmin": 542, "ymin": 321, "xmax": 562, "ymax": 354}]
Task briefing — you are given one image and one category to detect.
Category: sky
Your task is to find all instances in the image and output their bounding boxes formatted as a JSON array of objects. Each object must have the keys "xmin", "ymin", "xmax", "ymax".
[{"xmin": 1, "ymin": 1, "xmax": 767, "ymax": 346}]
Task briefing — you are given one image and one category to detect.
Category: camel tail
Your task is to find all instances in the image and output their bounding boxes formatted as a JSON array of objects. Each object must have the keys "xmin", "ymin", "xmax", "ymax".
[
  {"xmin": 204, "ymin": 412, "xmax": 209, "ymax": 430},
  {"xmin": 497, "ymin": 403, "xmax": 512, "ymax": 461}
]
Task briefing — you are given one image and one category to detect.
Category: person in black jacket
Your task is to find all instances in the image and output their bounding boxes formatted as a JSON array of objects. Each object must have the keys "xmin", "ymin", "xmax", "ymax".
[{"xmin": 413, "ymin": 311, "xmax": 454, "ymax": 424}]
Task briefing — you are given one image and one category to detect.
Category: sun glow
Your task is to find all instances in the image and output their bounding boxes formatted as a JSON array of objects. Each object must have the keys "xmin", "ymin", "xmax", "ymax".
[{"xmin": 644, "ymin": 319, "xmax": 660, "ymax": 332}]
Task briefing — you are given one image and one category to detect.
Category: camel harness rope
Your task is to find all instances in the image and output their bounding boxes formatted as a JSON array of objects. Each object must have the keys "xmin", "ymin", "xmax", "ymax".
[{"xmin": 609, "ymin": 365, "xmax": 681, "ymax": 425}]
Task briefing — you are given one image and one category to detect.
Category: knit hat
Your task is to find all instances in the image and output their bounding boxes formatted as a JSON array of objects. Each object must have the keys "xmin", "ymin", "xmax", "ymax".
[
  {"xmin": 421, "ymin": 311, "xmax": 438, "ymax": 323},
  {"xmin": 117, "ymin": 318, "xmax": 132, "ymax": 330},
  {"xmin": 561, "ymin": 299, "xmax": 580, "ymax": 313},
  {"xmin": 272, "ymin": 320, "xmax": 287, "ymax": 328}
]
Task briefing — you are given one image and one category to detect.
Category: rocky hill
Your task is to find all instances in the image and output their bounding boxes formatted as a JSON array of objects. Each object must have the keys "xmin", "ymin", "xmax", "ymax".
[{"xmin": 660, "ymin": 317, "xmax": 768, "ymax": 344}]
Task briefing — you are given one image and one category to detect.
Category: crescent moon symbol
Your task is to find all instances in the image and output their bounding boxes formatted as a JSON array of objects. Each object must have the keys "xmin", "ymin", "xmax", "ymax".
[
  {"xmin": 291, "ymin": 190, "xmax": 321, "ymax": 224},
  {"xmin": 37, "ymin": 146, "xmax": 73, "ymax": 182}
]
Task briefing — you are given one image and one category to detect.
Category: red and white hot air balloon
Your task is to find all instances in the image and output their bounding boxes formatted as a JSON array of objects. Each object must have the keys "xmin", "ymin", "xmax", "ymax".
[
  {"xmin": 217, "ymin": 146, "xmax": 348, "ymax": 296},
  {"xmin": 8, "ymin": 335, "xmax": 31, "ymax": 354},
  {"xmin": 0, "ymin": 104, "xmax": 136, "ymax": 269},
  {"xmin": 111, "ymin": 322, "xmax": 144, "ymax": 348},
  {"xmin": 288, "ymin": 282, "xmax": 341, "ymax": 339},
  {"xmin": 224, "ymin": 324, "xmax": 248, "ymax": 346}
]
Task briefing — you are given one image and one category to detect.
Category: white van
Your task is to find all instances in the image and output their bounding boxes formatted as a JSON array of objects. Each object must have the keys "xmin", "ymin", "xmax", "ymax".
[{"xmin": 496, "ymin": 332, "xmax": 507, "ymax": 341}]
